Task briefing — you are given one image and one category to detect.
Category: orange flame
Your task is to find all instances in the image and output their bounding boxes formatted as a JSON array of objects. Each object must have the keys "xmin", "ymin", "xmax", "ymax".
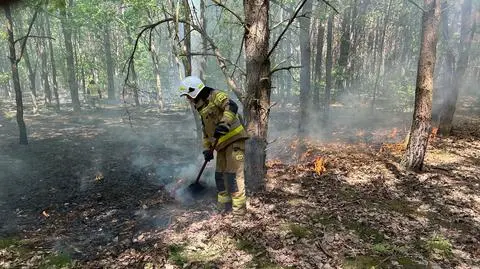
[
  {"xmin": 430, "ymin": 127, "xmax": 438, "ymax": 140},
  {"xmin": 313, "ymin": 156, "xmax": 326, "ymax": 175},
  {"xmin": 389, "ymin": 128, "xmax": 398, "ymax": 138}
]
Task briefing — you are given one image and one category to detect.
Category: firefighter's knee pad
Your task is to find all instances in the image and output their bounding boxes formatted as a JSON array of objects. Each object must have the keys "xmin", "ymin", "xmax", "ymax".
[
  {"xmin": 215, "ymin": 172, "xmax": 225, "ymax": 192},
  {"xmin": 225, "ymin": 172, "xmax": 238, "ymax": 193}
]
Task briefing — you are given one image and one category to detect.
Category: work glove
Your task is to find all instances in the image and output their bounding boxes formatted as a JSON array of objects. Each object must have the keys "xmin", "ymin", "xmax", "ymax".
[
  {"xmin": 214, "ymin": 122, "xmax": 230, "ymax": 139},
  {"xmin": 203, "ymin": 149, "xmax": 214, "ymax": 162}
]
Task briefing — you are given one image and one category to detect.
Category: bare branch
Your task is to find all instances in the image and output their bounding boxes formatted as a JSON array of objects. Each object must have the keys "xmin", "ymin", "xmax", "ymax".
[
  {"xmin": 17, "ymin": 5, "xmax": 40, "ymax": 63},
  {"xmin": 271, "ymin": 14, "xmax": 308, "ymax": 31},
  {"xmin": 319, "ymin": 0, "xmax": 340, "ymax": 14},
  {"xmin": 267, "ymin": 0, "xmax": 309, "ymax": 59},
  {"xmin": 124, "ymin": 15, "xmax": 244, "ymax": 101},
  {"xmin": 14, "ymin": 35, "xmax": 54, "ymax": 44},
  {"xmin": 123, "ymin": 18, "xmax": 175, "ymax": 81},
  {"xmin": 406, "ymin": 0, "xmax": 425, "ymax": 12},
  {"xmin": 231, "ymin": 36, "xmax": 244, "ymax": 77},
  {"xmin": 270, "ymin": 65, "xmax": 302, "ymax": 75},
  {"xmin": 211, "ymin": 0, "xmax": 246, "ymax": 29},
  {"xmin": 179, "ymin": 52, "xmax": 246, "ymax": 75}
]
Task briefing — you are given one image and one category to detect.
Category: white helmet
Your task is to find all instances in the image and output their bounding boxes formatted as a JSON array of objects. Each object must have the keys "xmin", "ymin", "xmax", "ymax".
[{"xmin": 179, "ymin": 76, "xmax": 205, "ymax": 99}]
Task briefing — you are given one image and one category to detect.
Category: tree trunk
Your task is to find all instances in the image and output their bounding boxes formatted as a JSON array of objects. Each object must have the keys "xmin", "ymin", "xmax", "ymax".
[
  {"xmin": 126, "ymin": 27, "xmax": 140, "ymax": 106},
  {"xmin": 244, "ymin": 0, "xmax": 271, "ymax": 193},
  {"xmin": 372, "ymin": 0, "xmax": 393, "ymax": 111},
  {"xmin": 40, "ymin": 30, "xmax": 51, "ymax": 105},
  {"xmin": 314, "ymin": 20, "xmax": 325, "ymax": 109},
  {"xmin": 150, "ymin": 42, "xmax": 164, "ymax": 110},
  {"xmin": 46, "ymin": 14, "xmax": 60, "ymax": 111},
  {"xmin": 23, "ymin": 47, "xmax": 38, "ymax": 113},
  {"xmin": 5, "ymin": 5, "xmax": 28, "ymax": 145},
  {"xmin": 103, "ymin": 23, "xmax": 115, "ymax": 100},
  {"xmin": 183, "ymin": 0, "xmax": 192, "ymax": 77},
  {"xmin": 324, "ymin": 13, "xmax": 334, "ymax": 125},
  {"xmin": 336, "ymin": 5, "xmax": 351, "ymax": 96},
  {"xmin": 61, "ymin": 0, "xmax": 81, "ymax": 112},
  {"xmin": 401, "ymin": 0, "xmax": 440, "ymax": 171},
  {"xmin": 438, "ymin": 0, "xmax": 474, "ymax": 135},
  {"xmin": 298, "ymin": 0, "xmax": 313, "ymax": 139},
  {"xmin": 433, "ymin": 1, "xmax": 455, "ymax": 125},
  {"xmin": 198, "ymin": 0, "xmax": 207, "ymax": 81}
]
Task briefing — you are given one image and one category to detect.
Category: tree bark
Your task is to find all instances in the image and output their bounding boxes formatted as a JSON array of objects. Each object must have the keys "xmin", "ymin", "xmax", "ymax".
[
  {"xmin": 324, "ymin": 13, "xmax": 334, "ymax": 125},
  {"xmin": 40, "ymin": 17, "xmax": 51, "ymax": 106},
  {"xmin": 126, "ymin": 27, "xmax": 140, "ymax": 106},
  {"xmin": 46, "ymin": 14, "xmax": 60, "ymax": 111},
  {"xmin": 433, "ymin": 0, "xmax": 455, "ymax": 125},
  {"xmin": 61, "ymin": 0, "xmax": 81, "ymax": 112},
  {"xmin": 183, "ymin": 0, "xmax": 192, "ymax": 77},
  {"xmin": 438, "ymin": 0, "xmax": 474, "ymax": 135},
  {"xmin": 149, "ymin": 42, "xmax": 164, "ymax": 110},
  {"xmin": 103, "ymin": 23, "xmax": 115, "ymax": 100},
  {"xmin": 372, "ymin": 0, "xmax": 393, "ymax": 111},
  {"xmin": 336, "ymin": 5, "xmax": 351, "ymax": 95},
  {"xmin": 298, "ymin": 0, "xmax": 313, "ymax": 138},
  {"xmin": 5, "ymin": 5, "xmax": 28, "ymax": 145},
  {"xmin": 22, "ymin": 46, "xmax": 38, "ymax": 113},
  {"xmin": 314, "ymin": 20, "xmax": 325, "ymax": 109},
  {"xmin": 244, "ymin": 0, "xmax": 271, "ymax": 193},
  {"xmin": 198, "ymin": 0, "xmax": 208, "ymax": 81},
  {"xmin": 401, "ymin": 0, "xmax": 440, "ymax": 171}
]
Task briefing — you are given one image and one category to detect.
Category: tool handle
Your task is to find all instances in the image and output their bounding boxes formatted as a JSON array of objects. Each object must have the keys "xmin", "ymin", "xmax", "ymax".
[{"xmin": 194, "ymin": 140, "xmax": 218, "ymax": 184}]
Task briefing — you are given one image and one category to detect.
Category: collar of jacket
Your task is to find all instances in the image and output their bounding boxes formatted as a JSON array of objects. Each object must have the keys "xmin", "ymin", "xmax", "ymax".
[{"xmin": 194, "ymin": 93, "xmax": 212, "ymax": 111}]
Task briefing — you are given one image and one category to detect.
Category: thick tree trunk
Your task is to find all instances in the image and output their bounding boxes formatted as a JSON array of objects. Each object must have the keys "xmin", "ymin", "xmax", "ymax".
[
  {"xmin": 103, "ymin": 23, "xmax": 115, "ymax": 100},
  {"xmin": 298, "ymin": 0, "xmax": 313, "ymax": 138},
  {"xmin": 401, "ymin": 0, "xmax": 440, "ymax": 171},
  {"xmin": 61, "ymin": 0, "xmax": 81, "ymax": 112},
  {"xmin": 438, "ymin": 0, "xmax": 474, "ymax": 135},
  {"xmin": 46, "ymin": 14, "xmax": 60, "ymax": 111},
  {"xmin": 5, "ymin": 5, "xmax": 28, "ymax": 145},
  {"xmin": 324, "ymin": 14, "xmax": 334, "ymax": 125},
  {"xmin": 244, "ymin": 0, "xmax": 271, "ymax": 193},
  {"xmin": 314, "ymin": 20, "xmax": 325, "ymax": 109}
]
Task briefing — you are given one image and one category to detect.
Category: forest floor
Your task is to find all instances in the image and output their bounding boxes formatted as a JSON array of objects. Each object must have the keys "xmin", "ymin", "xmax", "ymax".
[{"xmin": 0, "ymin": 99, "xmax": 479, "ymax": 269}]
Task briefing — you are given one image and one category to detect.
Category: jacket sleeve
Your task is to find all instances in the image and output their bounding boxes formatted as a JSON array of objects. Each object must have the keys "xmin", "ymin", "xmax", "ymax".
[
  {"xmin": 212, "ymin": 91, "xmax": 238, "ymax": 126},
  {"xmin": 201, "ymin": 120, "xmax": 212, "ymax": 150}
]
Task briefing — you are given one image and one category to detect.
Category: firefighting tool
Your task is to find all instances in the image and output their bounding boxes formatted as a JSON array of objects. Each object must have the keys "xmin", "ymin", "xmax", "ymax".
[{"xmin": 188, "ymin": 140, "xmax": 218, "ymax": 194}]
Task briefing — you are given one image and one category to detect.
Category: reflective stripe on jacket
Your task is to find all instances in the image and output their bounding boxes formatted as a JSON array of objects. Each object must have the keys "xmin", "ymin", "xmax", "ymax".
[{"xmin": 197, "ymin": 90, "xmax": 248, "ymax": 151}]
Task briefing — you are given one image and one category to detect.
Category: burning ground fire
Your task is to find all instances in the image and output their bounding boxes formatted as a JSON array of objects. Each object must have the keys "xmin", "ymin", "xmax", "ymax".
[{"xmin": 268, "ymin": 126, "xmax": 440, "ymax": 173}]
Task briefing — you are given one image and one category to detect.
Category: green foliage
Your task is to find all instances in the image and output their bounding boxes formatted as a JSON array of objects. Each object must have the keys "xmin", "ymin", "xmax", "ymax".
[
  {"xmin": 287, "ymin": 223, "xmax": 312, "ymax": 238},
  {"xmin": 167, "ymin": 244, "xmax": 188, "ymax": 266},
  {"xmin": 425, "ymin": 234, "xmax": 453, "ymax": 257},
  {"xmin": 0, "ymin": 237, "xmax": 20, "ymax": 249},
  {"xmin": 0, "ymin": 72, "xmax": 10, "ymax": 85},
  {"xmin": 346, "ymin": 221, "xmax": 385, "ymax": 243},
  {"xmin": 49, "ymin": 0, "xmax": 66, "ymax": 11},
  {"xmin": 371, "ymin": 243, "xmax": 391, "ymax": 254},
  {"xmin": 41, "ymin": 252, "xmax": 73, "ymax": 269}
]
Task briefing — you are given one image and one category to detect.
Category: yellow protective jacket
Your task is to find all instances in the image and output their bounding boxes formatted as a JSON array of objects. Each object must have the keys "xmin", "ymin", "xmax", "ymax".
[{"xmin": 195, "ymin": 89, "xmax": 248, "ymax": 151}]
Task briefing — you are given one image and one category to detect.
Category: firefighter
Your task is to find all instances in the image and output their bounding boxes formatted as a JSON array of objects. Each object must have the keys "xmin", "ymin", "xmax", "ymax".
[
  {"xmin": 87, "ymin": 80, "xmax": 102, "ymax": 109},
  {"xmin": 179, "ymin": 76, "xmax": 248, "ymax": 215}
]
